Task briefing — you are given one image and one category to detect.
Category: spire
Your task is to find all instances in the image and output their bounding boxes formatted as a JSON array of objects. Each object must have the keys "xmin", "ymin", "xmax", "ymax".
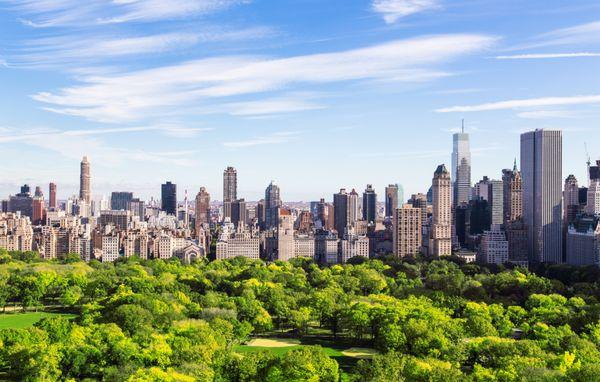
[
  {"xmin": 513, "ymin": 158, "xmax": 517, "ymax": 171},
  {"xmin": 461, "ymin": 119, "xmax": 465, "ymax": 134}
]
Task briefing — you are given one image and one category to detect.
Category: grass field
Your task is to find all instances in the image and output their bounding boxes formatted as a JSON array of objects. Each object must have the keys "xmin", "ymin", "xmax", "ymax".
[
  {"xmin": 234, "ymin": 337, "xmax": 377, "ymax": 372},
  {"xmin": 0, "ymin": 312, "xmax": 77, "ymax": 329}
]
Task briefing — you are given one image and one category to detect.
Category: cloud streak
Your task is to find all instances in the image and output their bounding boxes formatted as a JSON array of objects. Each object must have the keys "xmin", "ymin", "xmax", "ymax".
[
  {"xmin": 5, "ymin": 0, "xmax": 246, "ymax": 27},
  {"xmin": 436, "ymin": 95, "xmax": 600, "ymax": 113},
  {"xmin": 496, "ymin": 52, "xmax": 600, "ymax": 59},
  {"xmin": 372, "ymin": 0, "xmax": 441, "ymax": 23},
  {"xmin": 223, "ymin": 131, "xmax": 300, "ymax": 148},
  {"xmin": 32, "ymin": 34, "xmax": 496, "ymax": 122}
]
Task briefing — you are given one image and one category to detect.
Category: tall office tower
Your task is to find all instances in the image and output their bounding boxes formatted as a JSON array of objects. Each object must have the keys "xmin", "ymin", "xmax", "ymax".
[
  {"xmin": 223, "ymin": 167, "xmax": 237, "ymax": 202},
  {"xmin": 502, "ymin": 161, "xmax": 523, "ymax": 225},
  {"xmin": 489, "ymin": 180, "xmax": 504, "ymax": 226},
  {"xmin": 195, "ymin": 187, "xmax": 210, "ymax": 230},
  {"xmin": 362, "ymin": 184, "xmax": 377, "ymax": 223},
  {"xmin": 231, "ymin": 199, "xmax": 247, "ymax": 228},
  {"xmin": 521, "ymin": 129, "xmax": 563, "ymax": 263},
  {"xmin": 473, "ymin": 176, "xmax": 491, "ymax": 201},
  {"xmin": 257, "ymin": 199, "xmax": 266, "ymax": 229},
  {"xmin": 79, "ymin": 156, "xmax": 91, "ymax": 203},
  {"xmin": 430, "ymin": 165, "xmax": 452, "ymax": 256},
  {"xmin": 393, "ymin": 204, "xmax": 422, "ymax": 257},
  {"xmin": 111, "ymin": 192, "xmax": 133, "ymax": 211},
  {"xmin": 452, "ymin": 125, "xmax": 471, "ymax": 207},
  {"xmin": 277, "ymin": 208, "xmax": 295, "ymax": 261},
  {"xmin": 564, "ymin": 175, "xmax": 581, "ymax": 224},
  {"xmin": 161, "ymin": 181, "xmax": 177, "ymax": 215},
  {"xmin": 265, "ymin": 181, "xmax": 282, "ymax": 230},
  {"xmin": 333, "ymin": 189, "xmax": 349, "ymax": 236},
  {"xmin": 385, "ymin": 184, "xmax": 399, "ymax": 218},
  {"xmin": 586, "ymin": 161, "xmax": 600, "ymax": 214},
  {"xmin": 49, "ymin": 183, "xmax": 57, "ymax": 209},
  {"xmin": 347, "ymin": 189, "xmax": 360, "ymax": 227}
]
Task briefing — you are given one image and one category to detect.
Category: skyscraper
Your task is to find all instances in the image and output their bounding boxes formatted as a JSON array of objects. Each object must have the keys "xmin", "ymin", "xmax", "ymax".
[
  {"xmin": 521, "ymin": 129, "xmax": 563, "ymax": 263},
  {"xmin": 385, "ymin": 184, "xmax": 399, "ymax": 218},
  {"xmin": 452, "ymin": 125, "xmax": 471, "ymax": 207},
  {"xmin": 161, "ymin": 181, "xmax": 177, "ymax": 215},
  {"xmin": 347, "ymin": 189, "xmax": 360, "ymax": 227},
  {"xmin": 564, "ymin": 175, "xmax": 581, "ymax": 225},
  {"xmin": 586, "ymin": 160, "xmax": 600, "ymax": 215},
  {"xmin": 231, "ymin": 199, "xmax": 247, "ymax": 228},
  {"xmin": 223, "ymin": 167, "xmax": 237, "ymax": 202},
  {"xmin": 489, "ymin": 180, "xmax": 504, "ymax": 226},
  {"xmin": 79, "ymin": 156, "xmax": 91, "ymax": 203},
  {"xmin": 195, "ymin": 187, "xmax": 211, "ymax": 230},
  {"xmin": 49, "ymin": 183, "xmax": 57, "ymax": 209},
  {"xmin": 430, "ymin": 164, "xmax": 452, "ymax": 256},
  {"xmin": 265, "ymin": 181, "xmax": 282, "ymax": 230},
  {"xmin": 362, "ymin": 184, "xmax": 377, "ymax": 224},
  {"xmin": 502, "ymin": 161, "xmax": 523, "ymax": 225},
  {"xmin": 111, "ymin": 192, "xmax": 133, "ymax": 211},
  {"xmin": 333, "ymin": 188, "xmax": 348, "ymax": 236},
  {"xmin": 393, "ymin": 204, "xmax": 422, "ymax": 257}
]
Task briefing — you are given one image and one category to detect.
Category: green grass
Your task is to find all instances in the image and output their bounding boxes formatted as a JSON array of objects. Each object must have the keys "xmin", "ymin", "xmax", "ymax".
[
  {"xmin": 235, "ymin": 344, "xmax": 344, "ymax": 358},
  {"xmin": 0, "ymin": 312, "xmax": 77, "ymax": 329}
]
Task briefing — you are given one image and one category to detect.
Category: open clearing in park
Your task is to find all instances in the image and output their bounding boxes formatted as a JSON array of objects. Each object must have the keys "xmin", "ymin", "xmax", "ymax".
[
  {"xmin": 234, "ymin": 337, "xmax": 378, "ymax": 371},
  {"xmin": 0, "ymin": 312, "xmax": 77, "ymax": 329}
]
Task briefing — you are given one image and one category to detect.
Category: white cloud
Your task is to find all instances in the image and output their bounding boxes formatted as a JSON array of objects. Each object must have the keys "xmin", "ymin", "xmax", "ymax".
[
  {"xmin": 510, "ymin": 20, "xmax": 600, "ymax": 50},
  {"xmin": 372, "ymin": 0, "xmax": 441, "ymax": 23},
  {"xmin": 223, "ymin": 131, "xmax": 299, "ymax": 148},
  {"xmin": 516, "ymin": 110, "xmax": 579, "ymax": 119},
  {"xmin": 32, "ymin": 34, "xmax": 496, "ymax": 122},
  {"xmin": 225, "ymin": 95, "xmax": 325, "ymax": 116},
  {"xmin": 496, "ymin": 52, "xmax": 600, "ymax": 59},
  {"xmin": 436, "ymin": 95, "xmax": 600, "ymax": 113},
  {"xmin": 6, "ymin": 0, "xmax": 245, "ymax": 27}
]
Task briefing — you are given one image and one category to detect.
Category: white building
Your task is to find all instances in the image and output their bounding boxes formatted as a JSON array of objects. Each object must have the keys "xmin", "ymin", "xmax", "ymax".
[
  {"xmin": 339, "ymin": 234, "xmax": 369, "ymax": 263},
  {"xmin": 479, "ymin": 225, "xmax": 509, "ymax": 264}
]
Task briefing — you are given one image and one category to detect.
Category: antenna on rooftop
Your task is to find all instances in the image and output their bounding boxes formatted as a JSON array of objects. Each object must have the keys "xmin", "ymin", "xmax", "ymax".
[{"xmin": 461, "ymin": 119, "xmax": 465, "ymax": 134}]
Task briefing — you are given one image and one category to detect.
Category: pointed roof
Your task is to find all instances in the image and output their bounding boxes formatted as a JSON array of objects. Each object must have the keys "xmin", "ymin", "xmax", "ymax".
[{"xmin": 434, "ymin": 164, "xmax": 449, "ymax": 175}]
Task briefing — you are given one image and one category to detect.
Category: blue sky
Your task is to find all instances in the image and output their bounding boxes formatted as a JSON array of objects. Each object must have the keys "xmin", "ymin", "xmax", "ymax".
[{"xmin": 1, "ymin": 0, "xmax": 600, "ymax": 202}]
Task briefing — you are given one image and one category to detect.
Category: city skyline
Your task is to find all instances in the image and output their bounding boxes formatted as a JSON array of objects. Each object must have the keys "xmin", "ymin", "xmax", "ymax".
[{"xmin": 1, "ymin": 1, "xmax": 600, "ymax": 200}]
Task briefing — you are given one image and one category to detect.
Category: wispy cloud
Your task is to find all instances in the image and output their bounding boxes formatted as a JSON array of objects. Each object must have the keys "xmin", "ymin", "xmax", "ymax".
[
  {"xmin": 7, "ymin": 27, "xmax": 274, "ymax": 68},
  {"xmin": 225, "ymin": 95, "xmax": 326, "ymax": 116},
  {"xmin": 5, "ymin": 0, "xmax": 246, "ymax": 27},
  {"xmin": 372, "ymin": 0, "xmax": 441, "ymax": 23},
  {"xmin": 223, "ymin": 131, "xmax": 299, "ymax": 148},
  {"xmin": 496, "ymin": 52, "xmax": 600, "ymax": 59},
  {"xmin": 509, "ymin": 20, "xmax": 600, "ymax": 50},
  {"xmin": 436, "ymin": 95, "xmax": 600, "ymax": 113},
  {"xmin": 32, "ymin": 34, "xmax": 496, "ymax": 123},
  {"xmin": 0, "ymin": 125, "xmax": 210, "ymax": 143},
  {"xmin": 516, "ymin": 110, "xmax": 580, "ymax": 119}
]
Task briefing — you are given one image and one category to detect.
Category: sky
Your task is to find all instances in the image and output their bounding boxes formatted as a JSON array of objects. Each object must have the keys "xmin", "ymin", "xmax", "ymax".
[{"xmin": 1, "ymin": 0, "xmax": 600, "ymax": 202}]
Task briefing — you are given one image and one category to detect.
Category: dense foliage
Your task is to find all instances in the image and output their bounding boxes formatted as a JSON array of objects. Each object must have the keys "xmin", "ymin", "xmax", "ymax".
[{"xmin": 0, "ymin": 248, "xmax": 600, "ymax": 381}]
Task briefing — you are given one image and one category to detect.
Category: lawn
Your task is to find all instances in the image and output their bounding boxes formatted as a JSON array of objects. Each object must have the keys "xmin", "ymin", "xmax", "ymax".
[
  {"xmin": 234, "ymin": 337, "xmax": 377, "ymax": 372},
  {"xmin": 0, "ymin": 312, "xmax": 77, "ymax": 329}
]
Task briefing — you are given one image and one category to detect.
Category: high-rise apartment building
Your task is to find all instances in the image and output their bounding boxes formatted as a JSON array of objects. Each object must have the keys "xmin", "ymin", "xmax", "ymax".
[
  {"xmin": 393, "ymin": 204, "xmax": 422, "ymax": 257},
  {"xmin": 277, "ymin": 209, "xmax": 295, "ymax": 261},
  {"xmin": 564, "ymin": 175, "xmax": 581, "ymax": 225},
  {"xmin": 111, "ymin": 192, "xmax": 133, "ymax": 211},
  {"xmin": 430, "ymin": 165, "xmax": 452, "ymax": 256},
  {"xmin": 521, "ymin": 129, "xmax": 563, "ymax": 263},
  {"xmin": 586, "ymin": 161, "xmax": 600, "ymax": 215},
  {"xmin": 362, "ymin": 184, "xmax": 377, "ymax": 224},
  {"xmin": 231, "ymin": 198, "xmax": 247, "ymax": 228},
  {"xmin": 265, "ymin": 181, "xmax": 281, "ymax": 230},
  {"xmin": 489, "ymin": 180, "xmax": 504, "ymax": 226},
  {"xmin": 195, "ymin": 187, "xmax": 210, "ymax": 229},
  {"xmin": 333, "ymin": 188, "xmax": 348, "ymax": 236},
  {"xmin": 385, "ymin": 184, "xmax": 399, "ymax": 218},
  {"xmin": 452, "ymin": 127, "xmax": 471, "ymax": 207},
  {"xmin": 348, "ymin": 189, "xmax": 360, "ymax": 227},
  {"xmin": 502, "ymin": 162, "xmax": 523, "ymax": 224},
  {"xmin": 223, "ymin": 167, "xmax": 237, "ymax": 202},
  {"xmin": 79, "ymin": 156, "xmax": 91, "ymax": 203},
  {"xmin": 161, "ymin": 181, "xmax": 177, "ymax": 215},
  {"xmin": 49, "ymin": 183, "xmax": 57, "ymax": 209},
  {"xmin": 479, "ymin": 225, "xmax": 509, "ymax": 264}
]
